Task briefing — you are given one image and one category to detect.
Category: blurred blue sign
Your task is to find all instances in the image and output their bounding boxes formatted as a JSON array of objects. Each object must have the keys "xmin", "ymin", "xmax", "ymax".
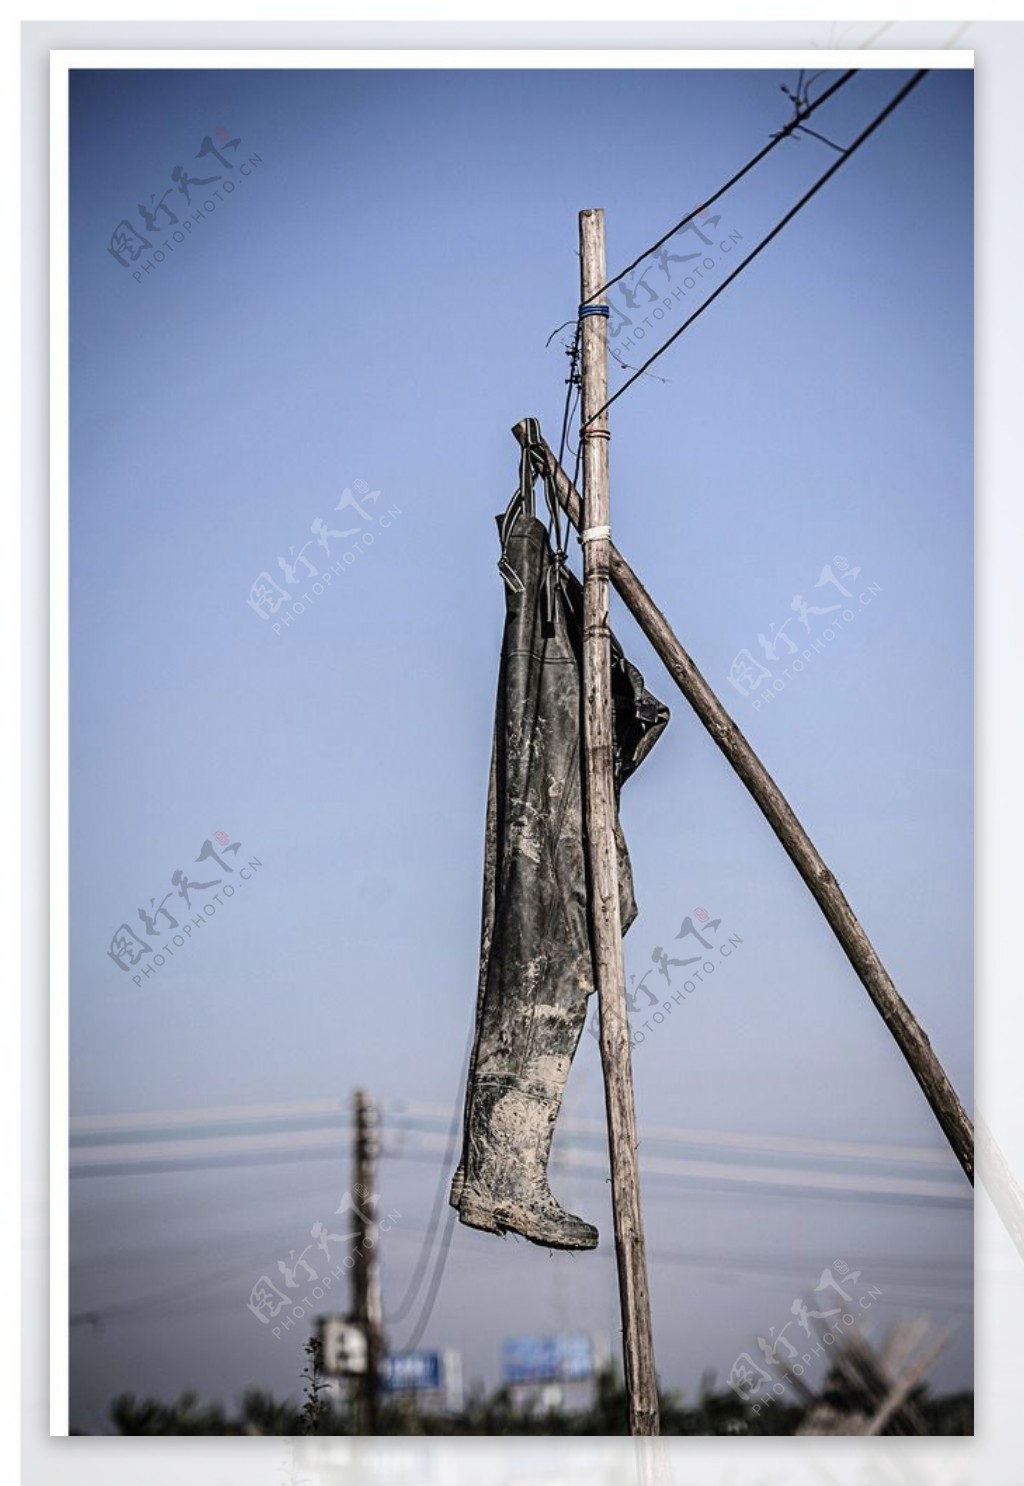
[
  {"xmin": 501, "ymin": 1334, "xmax": 593, "ymax": 1384},
  {"xmin": 383, "ymin": 1350, "xmax": 443, "ymax": 1393}
]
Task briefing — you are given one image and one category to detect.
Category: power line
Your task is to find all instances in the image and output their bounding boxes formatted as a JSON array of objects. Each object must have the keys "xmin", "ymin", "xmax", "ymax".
[
  {"xmin": 387, "ymin": 1103, "xmax": 951, "ymax": 1166},
  {"xmin": 582, "ymin": 68, "xmax": 858, "ymax": 306},
  {"xmin": 69, "ymin": 1100, "xmax": 956, "ymax": 1178},
  {"xmin": 383, "ymin": 1137, "xmax": 455, "ymax": 1325},
  {"xmin": 383, "ymin": 1026, "xmax": 474, "ymax": 1326},
  {"xmin": 70, "ymin": 1257, "xmax": 249, "ymax": 1329},
  {"xmin": 70, "ymin": 1200, "xmax": 970, "ymax": 1334},
  {"xmin": 394, "ymin": 1207, "xmax": 457, "ymax": 1354},
  {"xmin": 584, "ymin": 69, "xmax": 930, "ymax": 425},
  {"xmin": 383, "ymin": 1131, "xmax": 969, "ymax": 1208},
  {"xmin": 384, "ymin": 1020, "xmax": 475, "ymax": 1346}
]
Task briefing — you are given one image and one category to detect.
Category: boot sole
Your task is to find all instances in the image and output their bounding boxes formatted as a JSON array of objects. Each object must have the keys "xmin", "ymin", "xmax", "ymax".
[{"xmin": 458, "ymin": 1195, "xmax": 598, "ymax": 1251}]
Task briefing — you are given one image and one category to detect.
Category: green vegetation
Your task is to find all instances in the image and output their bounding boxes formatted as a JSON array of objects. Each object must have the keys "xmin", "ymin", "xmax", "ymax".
[{"xmin": 102, "ymin": 1361, "xmax": 972, "ymax": 1436}]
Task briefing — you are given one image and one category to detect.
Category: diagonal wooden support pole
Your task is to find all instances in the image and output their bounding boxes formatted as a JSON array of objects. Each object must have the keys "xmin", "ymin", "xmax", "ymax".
[{"xmin": 512, "ymin": 417, "xmax": 974, "ymax": 1186}]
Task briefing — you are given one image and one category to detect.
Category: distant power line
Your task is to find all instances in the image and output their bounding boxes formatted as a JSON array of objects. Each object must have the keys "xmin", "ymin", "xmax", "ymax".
[
  {"xmin": 69, "ymin": 1096, "xmax": 963, "ymax": 1206},
  {"xmin": 71, "ymin": 1095, "xmax": 951, "ymax": 1165}
]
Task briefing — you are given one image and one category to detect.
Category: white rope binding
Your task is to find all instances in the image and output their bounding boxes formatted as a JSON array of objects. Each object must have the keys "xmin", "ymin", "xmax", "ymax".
[{"xmin": 579, "ymin": 525, "xmax": 612, "ymax": 544}]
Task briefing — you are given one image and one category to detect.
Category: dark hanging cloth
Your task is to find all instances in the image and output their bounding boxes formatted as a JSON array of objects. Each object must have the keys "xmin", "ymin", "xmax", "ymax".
[{"xmin": 449, "ymin": 420, "xmax": 669, "ymax": 1250}]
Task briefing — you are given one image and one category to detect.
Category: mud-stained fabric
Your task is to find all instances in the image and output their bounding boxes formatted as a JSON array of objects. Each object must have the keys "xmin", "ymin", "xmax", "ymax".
[{"xmin": 449, "ymin": 423, "xmax": 669, "ymax": 1250}]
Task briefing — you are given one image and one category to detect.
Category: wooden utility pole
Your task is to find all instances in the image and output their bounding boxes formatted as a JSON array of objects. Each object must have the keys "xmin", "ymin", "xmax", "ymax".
[
  {"xmin": 578, "ymin": 207, "xmax": 660, "ymax": 1437},
  {"xmin": 510, "ymin": 419, "xmax": 974, "ymax": 1185},
  {"xmin": 351, "ymin": 1088, "xmax": 384, "ymax": 1433}
]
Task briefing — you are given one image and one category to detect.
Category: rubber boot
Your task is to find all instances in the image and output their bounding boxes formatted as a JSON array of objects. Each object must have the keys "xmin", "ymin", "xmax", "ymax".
[{"xmin": 454, "ymin": 1074, "xmax": 597, "ymax": 1250}]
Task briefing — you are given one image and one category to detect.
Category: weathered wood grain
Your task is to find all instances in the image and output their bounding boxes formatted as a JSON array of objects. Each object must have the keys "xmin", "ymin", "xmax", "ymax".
[{"xmin": 578, "ymin": 208, "xmax": 661, "ymax": 1438}]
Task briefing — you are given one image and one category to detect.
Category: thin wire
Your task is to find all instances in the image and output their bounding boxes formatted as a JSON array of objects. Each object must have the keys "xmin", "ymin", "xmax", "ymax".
[
  {"xmin": 581, "ymin": 68, "xmax": 858, "ymax": 305},
  {"xmin": 610, "ymin": 346, "xmax": 669, "ymax": 385},
  {"xmin": 545, "ymin": 317, "xmax": 576, "ymax": 349},
  {"xmin": 569, "ymin": 427, "xmax": 583, "ymax": 515},
  {"xmin": 584, "ymin": 70, "xmax": 930, "ymax": 426},
  {"xmin": 795, "ymin": 122, "xmax": 847, "ymax": 153},
  {"xmin": 384, "ymin": 1025, "xmax": 474, "ymax": 1326},
  {"xmin": 561, "ymin": 383, "xmax": 582, "ymax": 467},
  {"xmin": 556, "ymin": 326, "xmax": 582, "ymax": 473},
  {"xmin": 70, "ymin": 1254, "xmax": 261, "ymax": 1328},
  {"xmin": 550, "ymin": 327, "xmax": 582, "ymax": 545},
  {"xmin": 394, "ymin": 1207, "xmax": 457, "ymax": 1353}
]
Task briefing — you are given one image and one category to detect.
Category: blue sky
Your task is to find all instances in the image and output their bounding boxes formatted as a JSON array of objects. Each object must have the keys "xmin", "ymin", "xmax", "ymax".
[{"xmin": 68, "ymin": 63, "xmax": 972, "ymax": 1430}]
